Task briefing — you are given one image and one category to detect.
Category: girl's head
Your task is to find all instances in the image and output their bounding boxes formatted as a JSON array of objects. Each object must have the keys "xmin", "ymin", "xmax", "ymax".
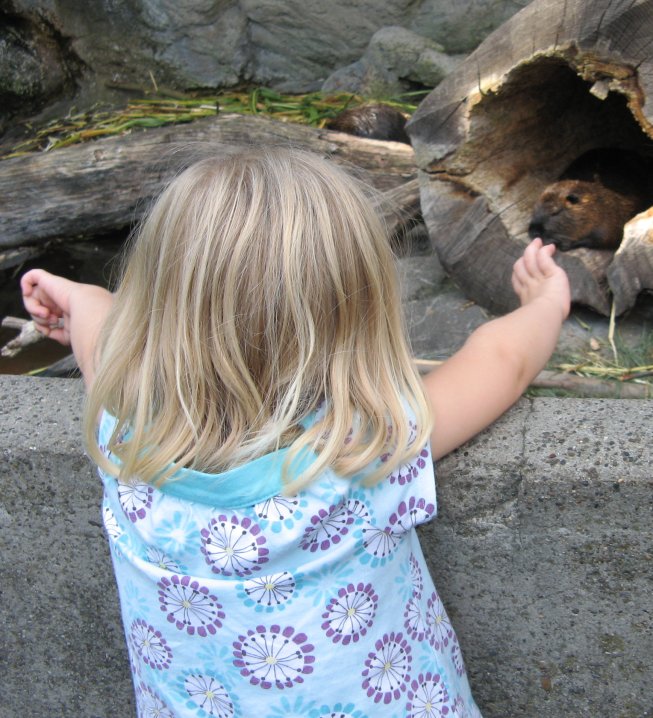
[{"xmin": 86, "ymin": 146, "xmax": 431, "ymax": 490}]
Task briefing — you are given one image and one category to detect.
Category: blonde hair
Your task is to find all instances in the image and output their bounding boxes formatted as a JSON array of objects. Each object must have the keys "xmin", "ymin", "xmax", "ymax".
[{"xmin": 84, "ymin": 146, "xmax": 431, "ymax": 492}]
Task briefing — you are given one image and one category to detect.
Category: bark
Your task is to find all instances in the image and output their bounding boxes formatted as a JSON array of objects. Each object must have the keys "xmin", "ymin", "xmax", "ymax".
[{"xmin": 408, "ymin": 0, "xmax": 653, "ymax": 316}]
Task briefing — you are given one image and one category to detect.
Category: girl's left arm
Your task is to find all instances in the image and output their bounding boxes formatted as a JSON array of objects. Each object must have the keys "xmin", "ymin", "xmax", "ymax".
[
  {"xmin": 21, "ymin": 269, "xmax": 114, "ymax": 389},
  {"xmin": 423, "ymin": 239, "xmax": 570, "ymax": 460}
]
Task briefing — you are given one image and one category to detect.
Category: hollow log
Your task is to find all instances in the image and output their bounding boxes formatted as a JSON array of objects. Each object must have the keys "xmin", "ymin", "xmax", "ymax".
[
  {"xmin": 408, "ymin": 0, "xmax": 653, "ymax": 316},
  {"xmin": 0, "ymin": 114, "xmax": 416, "ymax": 250}
]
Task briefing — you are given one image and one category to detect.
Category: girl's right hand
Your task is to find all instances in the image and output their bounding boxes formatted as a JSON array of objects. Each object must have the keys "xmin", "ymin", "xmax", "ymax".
[
  {"xmin": 21, "ymin": 269, "xmax": 75, "ymax": 345},
  {"xmin": 21, "ymin": 269, "xmax": 114, "ymax": 388}
]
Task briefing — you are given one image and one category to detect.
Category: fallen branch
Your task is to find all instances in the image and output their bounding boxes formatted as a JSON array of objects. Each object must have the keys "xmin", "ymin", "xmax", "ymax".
[
  {"xmin": 413, "ymin": 359, "xmax": 653, "ymax": 398},
  {"xmin": 1, "ymin": 317, "xmax": 43, "ymax": 357},
  {"xmin": 0, "ymin": 246, "xmax": 43, "ymax": 272}
]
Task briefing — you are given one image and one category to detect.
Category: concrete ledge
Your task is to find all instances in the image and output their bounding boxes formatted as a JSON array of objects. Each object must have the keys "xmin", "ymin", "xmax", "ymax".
[{"xmin": 1, "ymin": 376, "xmax": 651, "ymax": 717}]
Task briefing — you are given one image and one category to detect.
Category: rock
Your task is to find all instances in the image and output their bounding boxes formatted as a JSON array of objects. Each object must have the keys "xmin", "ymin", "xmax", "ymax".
[
  {"xmin": 322, "ymin": 26, "xmax": 460, "ymax": 97},
  {"xmin": 406, "ymin": 0, "xmax": 531, "ymax": 54},
  {"xmin": 0, "ymin": 10, "xmax": 77, "ymax": 133},
  {"xmin": 1, "ymin": 1, "xmax": 525, "ymax": 132}
]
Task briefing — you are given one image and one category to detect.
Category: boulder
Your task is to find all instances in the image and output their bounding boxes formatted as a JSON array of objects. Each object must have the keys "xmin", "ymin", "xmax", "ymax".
[{"xmin": 322, "ymin": 25, "xmax": 460, "ymax": 97}]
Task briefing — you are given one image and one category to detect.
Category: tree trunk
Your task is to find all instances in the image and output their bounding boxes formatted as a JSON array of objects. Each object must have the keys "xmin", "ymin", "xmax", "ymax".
[
  {"xmin": 408, "ymin": 0, "xmax": 653, "ymax": 316},
  {"xmin": 0, "ymin": 114, "xmax": 416, "ymax": 250}
]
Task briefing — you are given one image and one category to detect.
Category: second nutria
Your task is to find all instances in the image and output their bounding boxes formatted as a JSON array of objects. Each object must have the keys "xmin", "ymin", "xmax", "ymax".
[
  {"xmin": 528, "ymin": 148, "xmax": 653, "ymax": 250},
  {"xmin": 326, "ymin": 104, "xmax": 410, "ymax": 144}
]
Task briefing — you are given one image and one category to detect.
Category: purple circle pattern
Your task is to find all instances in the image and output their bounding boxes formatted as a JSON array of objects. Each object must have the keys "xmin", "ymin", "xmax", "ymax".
[
  {"xmin": 232, "ymin": 624, "xmax": 315, "ymax": 689},
  {"xmin": 389, "ymin": 447, "xmax": 430, "ymax": 486},
  {"xmin": 255, "ymin": 496, "xmax": 299, "ymax": 522},
  {"xmin": 243, "ymin": 572, "xmax": 296, "ymax": 609},
  {"xmin": 361, "ymin": 631, "xmax": 412, "ymax": 704},
  {"xmin": 403, "ymin": 596, "xmax": 427, "ymax": 642},
  {"xmin": 450, "ymin": 634, "xmax": 466, "ymax": 677},
  {"xmin": 409, "ymin": 554, "xmax": 423, "ymax": 598},
  {"xmin": 183, "ymin": 673, "xmax": 235, "ymax": 717},
  {"xmin": 157, "ymin": 574, "xmax": 225, "ymax": 636},
  {"xmin": 388, "ymin": 496, "xmax": 435, "ymax": 533},
  {"xmin": 406, "ymin": 671, "xmax": 451, "ymax": 717},
  {"xmin": 201, "ymin": 515, "xmax": 269, "ymax": 576},
  {"xmin": 300, "ymin": 502, "xmax": 355, "ymax": 552},
  {"xmin": 136, "ymin": 681, "xmax": 174, "ymax": 718},
  {"xmin": 321, "ymin": 582, "xmax": 378, "ymax": 645},
  {"xmin": 129, "ymin": 618, "xmax": 172, "ymax": 670},
  {"xmin": 362, "ymin": 526, "xmax": 399, "ymax": 559},
  {"xmin": 118, "ymin": 483, "xmax": 153, "ymax": 522},
  {"xmin": 426, "ymin": 591, "xmax": 453, "ymax": 650}
]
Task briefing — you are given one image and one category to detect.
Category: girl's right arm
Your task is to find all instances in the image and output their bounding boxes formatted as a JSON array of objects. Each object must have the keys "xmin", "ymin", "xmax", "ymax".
[
  {"xmin": 21, "ymin": 269, "xmax": 114, "ymax": 389},
  {"xmin": 423, "ymin": 238, "xmax": 571, "ymax": 460}
]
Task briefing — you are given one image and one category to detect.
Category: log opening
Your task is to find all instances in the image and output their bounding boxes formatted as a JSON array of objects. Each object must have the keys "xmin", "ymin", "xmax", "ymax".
[
  {"xmin": 409, "ymin": 0, "xmax": 653, "ymax": 317},
  {"xmin": 460, "ymin": 57, "xmax": 653, "ymax": 235}
]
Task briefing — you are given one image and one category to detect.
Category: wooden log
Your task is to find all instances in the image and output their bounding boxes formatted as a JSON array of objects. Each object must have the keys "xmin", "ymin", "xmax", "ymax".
[
  {"xmin": 607, "ymin": 207, "xmax": 653, "ymax": 314},
  {"xmin": 0, "ymin": 114, "xmax": 416, "ymax": 250},
  {"xmin": 408, "ymin": 0, "xmax": 653, "ymax": 317}
]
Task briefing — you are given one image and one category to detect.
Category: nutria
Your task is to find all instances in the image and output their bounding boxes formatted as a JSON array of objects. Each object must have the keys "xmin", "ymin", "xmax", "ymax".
[
  {"xmin": 528, "ymin": 148, "xmax": 653, "ymax": 251},
  {"xmin": 326, "ymin": 104, "xmax": 410, "ymax": 144}
]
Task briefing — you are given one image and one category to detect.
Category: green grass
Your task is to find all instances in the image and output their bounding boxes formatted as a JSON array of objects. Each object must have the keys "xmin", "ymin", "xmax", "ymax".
[
  {"xmin": 1, "ymin": 87, "xmax": 428, "ymax": 160},
  {"xmin": 552, "ymin": 329, "xmax": 653, "ymax": 383}
]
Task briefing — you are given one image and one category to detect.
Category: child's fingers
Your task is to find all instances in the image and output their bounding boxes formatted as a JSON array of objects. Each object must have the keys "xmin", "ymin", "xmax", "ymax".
[
  {"xmin": 511, "ymin": 271, "xmax": 523, "ymax": 297},
  {"xmin": 20, "ymin": 269, "xmax": 39, "ymax": 295},
  {"xmin": 21, "ymin": 269, "xmax": 70, "ymax": 318},
  {"xmin": 512, "ymin": 256, "xmax": 530, "ymax": 287},
  {"xmin": 535, "ymin": 242, "xmax": 558, "ymax": 274},
  {"xmin": 522, "ymin": 238, "xmax": 543, "ymax": 276},
  {"xmin": 22, "ymin": 294, "xmax": 51, "ymax": 322}
]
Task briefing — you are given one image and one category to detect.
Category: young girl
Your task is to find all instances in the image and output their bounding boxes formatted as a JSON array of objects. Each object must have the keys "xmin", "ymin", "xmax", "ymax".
[{"xmin": 22, "ymin": 147, "xmax": 570, "ymax": 717}]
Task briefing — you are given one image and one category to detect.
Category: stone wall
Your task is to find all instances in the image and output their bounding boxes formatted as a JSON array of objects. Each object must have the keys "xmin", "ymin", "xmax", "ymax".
[
  {"xmin": 1, "ymin": 0, "xmax": 530, "ymax": 132},
  {"xmin": 1, "ymin": 375, "xmax": 651, "ymax": 717}
]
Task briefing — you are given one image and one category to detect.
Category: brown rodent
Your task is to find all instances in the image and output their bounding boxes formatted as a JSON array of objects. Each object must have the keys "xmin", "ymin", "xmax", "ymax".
[
  {"xmin": 326, "ymin": 104, "xmax": 410, "ymax": 144},
  {"xmin": 528, "ymin": 148, "xmax": 653, "ymax": 251}
]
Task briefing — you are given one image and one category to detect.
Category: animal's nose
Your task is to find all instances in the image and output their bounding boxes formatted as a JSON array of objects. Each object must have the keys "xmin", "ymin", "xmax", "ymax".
[{"xmin": 528, "ymin": 221, "xmax": 544, "ymax": 238}]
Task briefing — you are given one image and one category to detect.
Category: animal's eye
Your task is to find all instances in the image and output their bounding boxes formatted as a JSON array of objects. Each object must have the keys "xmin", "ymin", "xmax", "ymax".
[{"xmin": 566, "ymin": 193, "xmax": 580, "ymax": 204}]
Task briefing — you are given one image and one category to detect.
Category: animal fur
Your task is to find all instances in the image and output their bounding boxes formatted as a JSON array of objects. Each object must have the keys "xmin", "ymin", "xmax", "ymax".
[{"xmin": 528, "ymin": 148, "xmax": 653, "ymax": 251}]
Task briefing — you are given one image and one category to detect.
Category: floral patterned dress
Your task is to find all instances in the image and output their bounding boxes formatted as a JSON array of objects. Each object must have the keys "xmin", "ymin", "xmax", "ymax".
[{"xmin": 98, "ymin": 410, "xmax": 483, "ymax": 718}]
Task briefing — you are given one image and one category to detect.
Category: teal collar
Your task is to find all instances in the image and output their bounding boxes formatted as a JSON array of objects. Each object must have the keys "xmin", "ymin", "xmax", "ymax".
[{"xmin": 98, "ymin": 412, "xmax": 316, "ymax": 507}]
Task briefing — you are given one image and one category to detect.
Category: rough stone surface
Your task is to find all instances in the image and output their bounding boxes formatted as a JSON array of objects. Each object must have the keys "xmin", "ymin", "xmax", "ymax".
[
  {"xmin": 2, "ymin": 374, "xmax": 651, "ymax": 717},
  {"xmin": 0, "ymin": 7, "xmax": 78, "ymax": 132},
  {"xmin": 1, "ymin": 1, "xmax": 527, "ymax": 132},
  {"xmin": 0, "ymin": 377, "xmax": 134, "ymax": 717},
  {"xmin": 322, "ymin": 25, "xmax": 461, "ymax": 97},
  {"xmin": 423, "ymin": 399, "xmax": 653, "ymax": 717}
]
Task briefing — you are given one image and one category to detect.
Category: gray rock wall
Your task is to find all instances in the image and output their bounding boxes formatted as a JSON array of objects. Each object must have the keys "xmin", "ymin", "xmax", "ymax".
[
  {"xmin": 1, "ymin": 1, "xmax": 530, "ymax": 131},
  {"xmin": 1, "ymin": 375, "xmax": 651, "ymax": 717}
]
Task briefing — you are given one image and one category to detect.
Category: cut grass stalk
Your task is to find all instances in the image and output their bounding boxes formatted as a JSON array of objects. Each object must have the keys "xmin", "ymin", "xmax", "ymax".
[{"xmin": 1, "ymin": 88, "xmax": 423, "ymax": 160}]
